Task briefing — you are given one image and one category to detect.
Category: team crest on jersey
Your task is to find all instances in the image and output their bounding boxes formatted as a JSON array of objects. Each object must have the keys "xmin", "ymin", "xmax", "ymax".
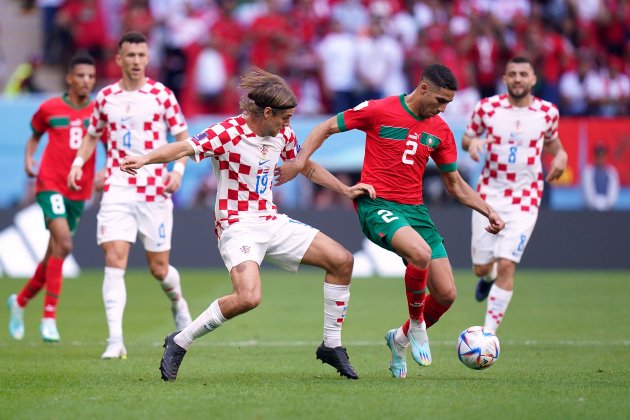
[
  {"xmin": 240, "ymin": 245, "xmax": 251, "ymax": 254},
  {"xmin": 260, "ymin": 144, "xmax": 269, "ymax": 159}
]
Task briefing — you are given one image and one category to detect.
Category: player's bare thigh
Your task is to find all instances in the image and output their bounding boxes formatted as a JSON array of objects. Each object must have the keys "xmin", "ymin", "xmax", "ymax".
[
  {"xmin": 101, "ymin": 240, "xmax": 132, "ymax": 270},
  {"xmin": 145, "ymin": 250, "xmax": 170, "ymax": 280},
  {"xmin": 300, "ymin": 232, "xmax": 353, "ymax": 285},
  {"xmin": 219, "ymin": 260, "xmax": 262, "ymax": 319},
  {"xmin": 391, "ymin": 226, "xmax": 432, "ymax": 269}
]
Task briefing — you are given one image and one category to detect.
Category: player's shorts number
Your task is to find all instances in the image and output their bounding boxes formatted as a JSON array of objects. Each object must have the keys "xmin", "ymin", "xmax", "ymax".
[
  {"xmin": 402, "ymin": 140, "xmax": 417, "ymax": 165},
  {"xmin": 69, "ymin": 127, "xmax": 83, "ymax": 150},
  {"xmin": 50, "ymin": 193, "xmax": 66, "ymax": 215},
  {"xmin": 377, "ymin": 209, "xmax": 399, "ymax": 223},
  {"xmin": 123, "ymin": 130, "xmax": 132, "ymax": 148}
]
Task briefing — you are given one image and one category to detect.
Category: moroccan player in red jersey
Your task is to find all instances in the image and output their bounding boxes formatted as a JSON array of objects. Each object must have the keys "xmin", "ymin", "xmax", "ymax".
[
  {"xmin": 276, "ymin": 64, "xmax": 505, "ymax": 378},
  {"xmin": 7, "ymin": 54, "xmax": 97, "ymax": 342}
]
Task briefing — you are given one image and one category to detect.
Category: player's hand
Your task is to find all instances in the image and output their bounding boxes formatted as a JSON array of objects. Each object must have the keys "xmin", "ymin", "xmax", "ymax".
[
  {"xmin": 345, "ymin": 183, "xmax": 376, "ymax": 200},
  {"xmin": 274, "ymin": 160, "xmax": 303, "ymax": 186},
  {"xmin": 485, "ymin": 210, "xmax": 505, "ymax": 235},
  {"xmin": 120, "ymin": 156, "xmax": 145, "ymax": 176},
  {"xmin": 546, "ymin": 150, "xmax": 568, "ymax": 182},
  {"xmin": 468, "ymin": 138, "xmax": 490, "ymax": 162},
  {"xmin": 68, "ymin": 166, "xmax": 83, "ymax": 190},
  {"xmin": 164, "ymin": 170, "xmax": 183, "ymax": 193},
  {"xmin": 25, "ymin": 156, "xmax": 38, "ymax": 177}
]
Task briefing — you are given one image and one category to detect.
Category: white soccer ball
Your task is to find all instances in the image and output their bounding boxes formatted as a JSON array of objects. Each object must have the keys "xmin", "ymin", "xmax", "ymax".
[{"xmin": 456, "ymin": 326, "xmax": 500, "ymax": 370}]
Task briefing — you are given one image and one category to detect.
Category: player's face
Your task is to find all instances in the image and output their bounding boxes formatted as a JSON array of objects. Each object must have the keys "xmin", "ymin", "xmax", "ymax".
[
  {"xmin": 419, "ymin": 82, "xmax": 455, "ymax": 118},
  {"xmin": 66, "ymin": 64, "xmax": 96, "ymax": 99},
  {"xmin": 503, "ymin": 62, "xmax": 536, "ymax": 99},
  {"xmin": 116, "ymin": 42, "xmax": 149, "ymax": 81},
  {"xmin": 262, "ymin": 108, "xmax": 295, "ymax": 136}
]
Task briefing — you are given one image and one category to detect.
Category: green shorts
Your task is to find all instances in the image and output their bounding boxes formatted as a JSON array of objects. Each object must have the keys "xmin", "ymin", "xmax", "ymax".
[
  {"xmin": 356, "ymin": 196, "xmax": 447, "ymax": 260},
  {"xmin": 36, "ymin": 191, "xmax": 85, "ymax": 234}
]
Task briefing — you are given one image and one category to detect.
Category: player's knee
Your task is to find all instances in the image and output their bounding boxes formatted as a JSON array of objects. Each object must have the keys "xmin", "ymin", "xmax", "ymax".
[
  {"xmin": 149, "ymin": 262, "xmax": 169, "ymax": 280},
  {"xmin": 56, "ymin": 237, "xmax": 73, "ymax": 257},
  {"xmin": 473, "ymin": 265, "xmax": 491, "ymax": 278},
  {"xmin": 437, "ymin": 285, "xmax": 457, "ymax": 306},
  {"xmin": 237, "ymin": 290, "xmax": 261, "ymax": 312},
  {"xmin": 407, "ymin": 244, "xmax": 431, "ymax": 269},
  {"xmin": 334, "ymin": 249, "xmax": 353, "ymax": 279}
]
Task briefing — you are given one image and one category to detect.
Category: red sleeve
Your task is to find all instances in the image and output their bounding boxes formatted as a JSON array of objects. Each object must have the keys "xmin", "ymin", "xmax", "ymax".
[
  {"xmin": 30, "ymin": 102, "xmax": 48, "ymax": 137},
  {"xmin": 431, "ymin": 125, "xmax": 458, "ymax": 172},
  {"xmin": 337, "ymin": 100, "xmax": 375, "ymax": 132}
]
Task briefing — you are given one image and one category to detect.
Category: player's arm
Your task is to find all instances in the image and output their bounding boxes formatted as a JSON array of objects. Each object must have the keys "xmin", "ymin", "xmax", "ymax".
[
  {"xmin": 440, "ymin": 170, "xmax": 505, "ymax": 234},
  {"xmin": 461, "ymin": 132, "xmax": 490, "ymax": 162},
  {"xmin": 68, "ymin": 133, "xmax": 99, "ymax": 191},
  {"xmin": 24, "ymin": 133, "xmax": 43, "ymax": 177},
  {"xmin": 301, "ymin": 159, "xmax": 375, "ymax": 200},
  {"xmin": 120, "ymin": 140, "xmax": 195, "ymax": 176},
  {"xmin": 274, "ymin": 116, "xmax": 341, "ymax": 186},
  {"xmin": 543, "ymin": 137, "xmax": 567, "ymax": 182},
  {"xmin": 164, "ymin": 130, "xmax": 191, "ymax": 193}
]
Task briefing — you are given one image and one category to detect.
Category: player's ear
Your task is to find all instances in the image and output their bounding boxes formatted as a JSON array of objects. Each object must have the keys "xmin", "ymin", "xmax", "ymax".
[{"xmin": 115, "ymin": 53, "xmax": 122, "ymax": 67}]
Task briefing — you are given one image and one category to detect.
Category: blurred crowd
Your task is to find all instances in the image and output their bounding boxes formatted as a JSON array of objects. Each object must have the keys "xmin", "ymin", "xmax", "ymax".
[{"xmin": 13, "ymin": 0, "xmax": 630, "ymax": 118}]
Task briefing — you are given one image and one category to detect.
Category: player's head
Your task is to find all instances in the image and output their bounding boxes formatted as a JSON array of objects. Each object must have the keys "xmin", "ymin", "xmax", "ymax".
[
  {"xmin": 503, "ymin": 57, "xmax": 536, "ymax": 100},
  {"xmin": 66, "ymin": 53, "xmax": 96, "ymax": 100},
  {"xmin": 116, "ymin": 31, "xmax": 149, "ymax": 82},
  {"xmin": 416, "ymin": 64, "xmax": 458, "ymax": 118},
  {"xmin": 239, "ymin": 67, "xmax": 297, "ymax": 137}
]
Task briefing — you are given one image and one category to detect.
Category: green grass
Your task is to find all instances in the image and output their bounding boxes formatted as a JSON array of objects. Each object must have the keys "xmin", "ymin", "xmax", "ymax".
[{"xmin": 1, "ymin": 269, "xmax": 629, "ymax": 419}]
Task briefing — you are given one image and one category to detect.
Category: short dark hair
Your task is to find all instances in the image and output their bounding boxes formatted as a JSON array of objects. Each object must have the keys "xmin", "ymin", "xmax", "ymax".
[
  {"xmin": 118, "ymin": 31, "xmax": 147, "ymax": 49},
  {"xmin": 68, "ymin": 53, "xmax": 95, "ymax": 72},
  {"xmin": 508, "ymin": 56, "xmax": 533, "ymax": 66},
  {"xmin": 421, "ymin": 64, "xmax": 458, "ymax": 91}
]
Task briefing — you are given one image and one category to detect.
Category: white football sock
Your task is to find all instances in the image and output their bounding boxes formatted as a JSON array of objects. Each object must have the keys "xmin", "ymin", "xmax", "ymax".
[
  {"xmin": 103, "ymin": 267, "xmax": 126, "ymax": 343},
  {"xmin": 395, "ymin": 327, "xmax": 409, "ymax": 347},
  {"xmin": 323, "ymin": 283, "xmax": 350, "ymax": 348},
  {"xmin": 160, "ymin": 265, "xmax": 183, "ymax": 303},
  {"xmin": 484, "ymin": 284, "xmax": 513, "ymax": 333},
  {"xmin": 175, "ymin": 299, "xmax": 226, "ymax": 350}
]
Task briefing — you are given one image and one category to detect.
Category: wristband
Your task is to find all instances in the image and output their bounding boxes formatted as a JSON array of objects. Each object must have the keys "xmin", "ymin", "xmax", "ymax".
[
  {"xmin": 72, "ymin": 156, "xmax": 85, "ymax": 168},
  {"xmin": 173, "ymin": 162, "xmax": 186, "ymax": 176}
]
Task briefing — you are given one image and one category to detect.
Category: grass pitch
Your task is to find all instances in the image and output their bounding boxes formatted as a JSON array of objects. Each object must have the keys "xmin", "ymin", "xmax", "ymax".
[{"xmin": 1, "ymin": 268, "xmax": 629, "ymax": 419}]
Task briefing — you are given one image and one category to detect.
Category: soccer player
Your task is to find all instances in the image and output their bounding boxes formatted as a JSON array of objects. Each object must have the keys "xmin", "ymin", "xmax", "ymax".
[
  {"xmin": 67, "ymin": 32, "xmax": 192, "ymax": 359},
  {"xmin": 7, "ymin": 53, "xmax": 97, "ymax": 342},
  {"xmin": 120, "ymin": 67, "xmax": 376, "ymax": 381},
  {"xmin": 275, "ymin": 64, "xmax": 505, "ymax": 378},
  {"xmin": 462, "ymin": 56, "xmax": 567, "ymax": 333}
]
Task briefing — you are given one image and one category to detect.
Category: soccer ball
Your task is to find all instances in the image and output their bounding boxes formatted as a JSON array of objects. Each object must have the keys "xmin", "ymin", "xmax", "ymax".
[{"xmin": 456, "ymin": 326, "xmax": 500, "ymax": 370}]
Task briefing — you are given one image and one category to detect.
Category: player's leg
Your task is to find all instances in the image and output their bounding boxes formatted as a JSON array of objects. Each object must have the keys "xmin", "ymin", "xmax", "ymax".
[
  {"xmin": 162, "ymin": 261, "xmax": 262, "ymax": 381},
  {"xmin": 97, "ymin": 201, "xmax": 138, "ymax": 358},
  {"xmin": 8, "ymin": 242, "xmax": 50, "ymax": 341},
  {"xmin": 38, "ymin": 216, "xmax": 73, "ymax": 342},
  {"xmin": 483, "ymin": 211, "xmax": 536, "ymax": 333},
  {"xmin": 425, "ymin": 257, "xmax": 457, "ymax": 328},
  {"xmin": 471, "ymin": 210, "xmax": 498, "ymax": 301},
  {"xmin": 100, "ymin": 239, "xmax": 131, "ymax": 359},
  {"xmin": 139, "ymin": 200, "xmax": 192, "ymax": 331},
  {"xmin": 484, "ymin": 258, "xmax": 516, "ymax": 333},
  {"xmin": 263, "ymin": 215, "xmax": 356, "ymax": 379}
]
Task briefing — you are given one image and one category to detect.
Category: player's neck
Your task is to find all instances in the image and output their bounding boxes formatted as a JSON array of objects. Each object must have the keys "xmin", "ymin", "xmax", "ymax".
[
  {"xmin": 119, "ymin": 76, "xmax": 147, "ymax": 91},
  {"xmin": 507, "ymin": 94, "xmax": 533, "ymax": 108},
  {"xmin": 65, "ymin": 92, "xmax": 89, "ymax": 108}
]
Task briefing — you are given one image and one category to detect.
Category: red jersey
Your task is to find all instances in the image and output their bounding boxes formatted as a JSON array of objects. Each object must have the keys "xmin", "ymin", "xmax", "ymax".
[
  {"xmin": 338, "ymin": 94, "xmax": 458, "ymax": 205},
  {"xmin": 31, "ymin": 94, "xmax": 96, "ymax": 200}
]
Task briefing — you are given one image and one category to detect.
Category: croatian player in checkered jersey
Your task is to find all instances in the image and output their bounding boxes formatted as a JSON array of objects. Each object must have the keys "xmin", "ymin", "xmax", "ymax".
[
  {"xmin": 275, "ymin": 64, "xmax": 505, "ymax": 379},
  {"xmin": 120, "ymin": 67, "xmax": 376, "ymax": 381},
  {"xmin": 68, "ymin": 32, "xmax": 193, "ymax": 359},
  {"xmin": 462, "ymin": 57, "xmax": 567, "ymax": 333}
]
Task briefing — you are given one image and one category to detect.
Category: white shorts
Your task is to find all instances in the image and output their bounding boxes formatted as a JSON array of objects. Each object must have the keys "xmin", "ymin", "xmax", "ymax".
[
  {"xmin": 218, "ymin": 214, "xmax": 319, "ymax": 272},
  {"xmin": 471, "ymin": 209, "xmax": 538, "ymax": 264},
  {"xmin": 97, "ymin": 200, "xmax": 173, "ymax": 252}
]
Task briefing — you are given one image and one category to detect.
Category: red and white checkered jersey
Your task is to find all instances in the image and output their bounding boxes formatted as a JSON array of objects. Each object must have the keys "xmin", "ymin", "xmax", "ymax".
[
  {"xmin": 88, "ymin": 79, "xmax": 187, "ymax": 203},
  {"xmin": 186, "ymin": 115, "xmax": 298, "ymax": 237},
  {"xmin": 465, "ymin": 94, "xmax": 559, "ymax": 213}
]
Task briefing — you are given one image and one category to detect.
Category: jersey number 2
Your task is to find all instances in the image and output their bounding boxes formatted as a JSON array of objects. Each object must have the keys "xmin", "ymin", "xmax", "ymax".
[{"xmin": 402, "ymin": 140, "xmax": 417, "ymax": 165}]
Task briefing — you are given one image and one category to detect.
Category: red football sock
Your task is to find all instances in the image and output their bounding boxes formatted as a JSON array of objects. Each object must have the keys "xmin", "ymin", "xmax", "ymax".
[
  {"xmin": 405, "ymin": 264, "xmax": 428, "ymax": 322},
  {"xmin": 17, "ymin": 262, "xmax": 46, "ymax": 307},
  {"xmin": 43, "ymin": 257, "xmax": 64, "ymax": 319},
  {"xmin": 423, "ymin": 294, "xmax": 452, "ymax": 328}
]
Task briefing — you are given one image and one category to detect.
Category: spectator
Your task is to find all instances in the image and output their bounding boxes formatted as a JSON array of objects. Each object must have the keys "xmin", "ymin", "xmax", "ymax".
[{"xmin": 582, "ymin": 142, "xmax": 620, "ymax": 211}]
